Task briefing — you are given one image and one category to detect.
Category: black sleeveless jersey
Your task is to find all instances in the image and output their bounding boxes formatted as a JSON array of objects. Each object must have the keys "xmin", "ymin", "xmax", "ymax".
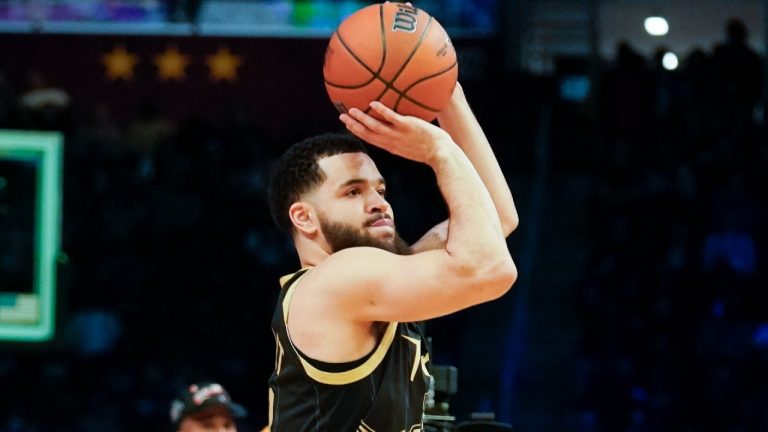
[{"xmin": 268, "ymin": 269, "xmax": 430, "ymax": 432}]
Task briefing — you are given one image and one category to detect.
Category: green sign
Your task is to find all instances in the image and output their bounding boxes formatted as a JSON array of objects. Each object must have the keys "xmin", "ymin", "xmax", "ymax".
[{"xmin": 0, "ymin": 130, "xmax": 62, "ymax": 342}]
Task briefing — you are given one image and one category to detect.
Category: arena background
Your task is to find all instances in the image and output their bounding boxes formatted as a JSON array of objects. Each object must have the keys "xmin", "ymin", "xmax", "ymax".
[{"xmin": 1, "ymin": 0, "xmax": 767, "ymax": 431}]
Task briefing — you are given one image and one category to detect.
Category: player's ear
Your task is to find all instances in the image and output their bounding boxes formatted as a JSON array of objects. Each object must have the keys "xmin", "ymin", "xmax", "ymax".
[{"xmin": 289, "ymin": 202, "xmax": 318, "ymax": 236}]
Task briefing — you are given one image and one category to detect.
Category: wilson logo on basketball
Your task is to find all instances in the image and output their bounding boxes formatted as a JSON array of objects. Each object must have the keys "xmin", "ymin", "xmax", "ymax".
[
  {"xmin": 436, "ymin": 38, "xmax": 452, "ymax": 58},
  {"xmin": 392, "ymin": 5, "xmax": 418, "ymax": 32}
]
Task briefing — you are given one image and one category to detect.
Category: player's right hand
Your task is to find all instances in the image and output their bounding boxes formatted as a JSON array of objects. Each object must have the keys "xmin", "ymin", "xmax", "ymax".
[{"xmin": 339, "ymin": 101, "xmax": 454, "ymax": 166}]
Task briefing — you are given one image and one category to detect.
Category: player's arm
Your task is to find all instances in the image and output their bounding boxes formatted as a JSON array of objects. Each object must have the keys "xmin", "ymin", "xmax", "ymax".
[
  {"xmin": 318, "ymin": 102, "xmax": 517, "ymax": 322},
  {"xmin": 411, "ymin": 82, "xmax": 518, "ymax": 253}
]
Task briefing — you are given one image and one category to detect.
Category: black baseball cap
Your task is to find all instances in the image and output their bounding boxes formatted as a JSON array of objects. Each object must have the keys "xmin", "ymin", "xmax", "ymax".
[{"xmin": 170, "ymin": 382, "xmax": 247, "ymax": 426}]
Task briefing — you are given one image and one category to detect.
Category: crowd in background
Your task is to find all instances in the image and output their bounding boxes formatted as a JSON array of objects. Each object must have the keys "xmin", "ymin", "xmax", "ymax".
[
  {"xmin": 0, "ymin": 17, "xmax": 767, "ymax": 432},
  {"xmin": 573, "ymin": 18, "xmax": 768, "ymax": 432}
]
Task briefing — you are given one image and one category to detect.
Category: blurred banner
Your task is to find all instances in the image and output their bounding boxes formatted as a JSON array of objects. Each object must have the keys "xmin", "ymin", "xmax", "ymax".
[
  {"xmin": 0, "ymin": 33, "xmax": 501, "ymax": 140},
  {"xmin": 0, "ymin": 0, "xmax": 499, "ymax": 37}
]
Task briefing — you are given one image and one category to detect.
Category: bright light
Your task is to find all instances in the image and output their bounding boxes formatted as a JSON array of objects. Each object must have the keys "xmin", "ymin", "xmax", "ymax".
[
  {"xmin": 662, "ymin": 52, "xmax": 679, "ymax": 70},
  {"xmin": 644, "ymin": 16, "xmax": 669, "ymax": 36}
]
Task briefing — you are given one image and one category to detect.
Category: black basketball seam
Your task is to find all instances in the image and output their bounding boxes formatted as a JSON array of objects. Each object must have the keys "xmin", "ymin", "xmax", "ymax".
[
  {"xmin": 394, "ymin": 61, "xmax": 458, "ymax": 113},
  {"xmin": 378, "ymin": 3, "xmax": 387, "ymax": 73},
  {"xmin": 365, "ymin": 3, "xmax": 387, "ymax": 115},
  {"xmin": 371, "ymin": 15, "xmax": 435, "ymax": 112},
  {"xmin": 387, "ymin": 15, "xmax": 434, "ymax": 90},
  {"xmin": 325, "ymin": 7, "xmax": 388, "ymax": 90},
  {"xmin": 324, "ymin": 31, "xmax": 379, "ymax": 89}
]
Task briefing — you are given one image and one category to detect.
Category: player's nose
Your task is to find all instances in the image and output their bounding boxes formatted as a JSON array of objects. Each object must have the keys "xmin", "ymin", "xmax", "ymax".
[{"xmin": 367, "ymin": 191, "xmax": 390, "ymax": 214}]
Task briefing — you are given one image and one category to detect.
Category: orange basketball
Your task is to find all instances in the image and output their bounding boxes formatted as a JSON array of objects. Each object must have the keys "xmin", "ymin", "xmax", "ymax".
[{"xmin": 323, "ymin": 2, "xmax": 458, "ymax": 122}]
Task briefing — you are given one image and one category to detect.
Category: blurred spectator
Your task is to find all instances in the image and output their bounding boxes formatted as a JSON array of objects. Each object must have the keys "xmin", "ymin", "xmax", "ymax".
[
  {"xmin": 17, "ymin": 69, "xmax": 71, "ymax": 131},
  {"xmin": 712, "ymin": 18, "xmax": 763, "ymax": 135},
  {"xmin": 170, "ymin": 382, "xmax": 247, "ymax": 432},
  {"xmin": 679, "ymin": 48, "xmax": 716, "ymax": 154},
  {"xmin": 601, "ymin": 41, "xmax": 654, "ymax": 162}
]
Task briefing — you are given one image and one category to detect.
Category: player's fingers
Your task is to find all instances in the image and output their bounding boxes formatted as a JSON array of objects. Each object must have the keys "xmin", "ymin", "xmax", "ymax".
[
  {"xmin": 369, "ymin": 101, "xmax": 404, "ymax": 125},
  {"xmin": 341, "ymin": 112, "xmax": 399, "ymax": 151},
  {"xmin": 339, "ymin": 113, "xmax": 372, "ymax": 139},
  {"xmin": 347, "ymin": 107, "xmax": 391, "ymax": 134},
  {"xmin": 339, "ymin": 112, "xmax": 357, "ymax": 129},
  {"xmin": 340, "ymin": 113, "xmax": 394, "ymax": 151}
]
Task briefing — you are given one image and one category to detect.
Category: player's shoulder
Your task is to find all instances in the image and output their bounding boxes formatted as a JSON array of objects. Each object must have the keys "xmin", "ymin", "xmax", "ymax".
[
  {"xmin": 304, "ymin": 247, "xmax": 397, "ymax": 288},
  {"xmin": 324, "ymin": 246, "xmax": 394, "ymax": 263}
]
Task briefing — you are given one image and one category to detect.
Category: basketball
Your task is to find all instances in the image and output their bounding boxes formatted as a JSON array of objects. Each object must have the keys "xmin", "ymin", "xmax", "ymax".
[{"xmin": 323, "ymin": 2, "xmax": 458, "ymax": 123}]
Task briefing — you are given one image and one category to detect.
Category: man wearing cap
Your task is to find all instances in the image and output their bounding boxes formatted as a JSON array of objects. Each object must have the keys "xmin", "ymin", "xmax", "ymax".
[{"xmin": 170, "ymin": 382, "xmax": 248, "ymax": 432}]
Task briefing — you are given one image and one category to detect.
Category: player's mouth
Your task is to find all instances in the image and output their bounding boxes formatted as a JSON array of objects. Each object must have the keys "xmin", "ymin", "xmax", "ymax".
[{"xmin": 366, "ymin": 215, "xmax": 394, "ymax": 228}]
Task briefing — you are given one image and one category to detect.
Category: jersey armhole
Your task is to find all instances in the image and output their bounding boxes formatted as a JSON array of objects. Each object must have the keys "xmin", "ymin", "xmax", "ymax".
[{"xmin": 281, "ymin": 271, "xmax": 399, "ymax": 385}]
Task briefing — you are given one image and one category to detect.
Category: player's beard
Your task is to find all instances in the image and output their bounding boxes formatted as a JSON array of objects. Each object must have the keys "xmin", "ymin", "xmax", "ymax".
[{"xmin": 319, "ymin": 215, "xmax": 412, "ymax": 256}]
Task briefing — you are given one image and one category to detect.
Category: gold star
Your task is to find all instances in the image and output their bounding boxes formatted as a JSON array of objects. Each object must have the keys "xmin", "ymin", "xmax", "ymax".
[
  {"xmin": 154, "ymin": 45, "xmax": 190, "ymax": 81},
  {"xmin": 102, "ymin": 44, "xmax": 139, "ymax": 81},
  {"xmin": 206, "ymin": 46, "xmax": 242, "ymax": 82}
]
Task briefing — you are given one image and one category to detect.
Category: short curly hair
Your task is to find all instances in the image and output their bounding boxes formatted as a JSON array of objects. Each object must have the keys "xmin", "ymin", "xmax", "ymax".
[{"xmin": 267, "ymin": 132, "xmax": 368, "ymax": 232}]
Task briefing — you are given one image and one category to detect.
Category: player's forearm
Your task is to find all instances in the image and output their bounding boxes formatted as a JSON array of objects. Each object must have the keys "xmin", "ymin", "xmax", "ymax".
[
  {"xmin": 428, "ymin": 142, "xmax": 515, "ymax": 284},
  {"xmin": 437, "ymin": 86, "xmax": 519, "ymax": 235}
]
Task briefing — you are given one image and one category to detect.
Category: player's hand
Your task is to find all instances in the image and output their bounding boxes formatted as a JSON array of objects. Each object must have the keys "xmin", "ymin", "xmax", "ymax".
[{"xmin": 339, "ymin": 101, "xmax": 453, "ymax": 165}]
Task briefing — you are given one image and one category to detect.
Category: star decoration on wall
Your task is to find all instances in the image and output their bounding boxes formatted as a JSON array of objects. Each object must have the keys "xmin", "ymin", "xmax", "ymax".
[
  {"xmin": 154, "ymin": 45, "xmax": 190, "ymax": 81},
  {"xmin": 206, "ymin": 46, "xmax": 242, "ymax": 82},
  {"xmin": 102, "ymin": 45, "xmax": 139, "ymax": 81}
]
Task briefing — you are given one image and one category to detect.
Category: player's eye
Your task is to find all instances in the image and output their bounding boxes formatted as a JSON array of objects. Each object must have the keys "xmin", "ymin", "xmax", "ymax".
[
  {"xmin": 377, "ymin": 188, "xmax": 386, "ymax": 197},
  {"xmin": 346, "ymin": 188, "xmax": 361, "ymax": 197}
]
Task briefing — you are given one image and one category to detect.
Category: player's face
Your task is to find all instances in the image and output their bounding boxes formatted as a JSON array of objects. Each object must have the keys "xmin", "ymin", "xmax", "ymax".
[
  {"xmin": 177, "ymin": 406, "xmax": 237, "ymax": 432},
  {"xmin": 315, "ymin": 153, "xmax": 410, "ymax": 255}
]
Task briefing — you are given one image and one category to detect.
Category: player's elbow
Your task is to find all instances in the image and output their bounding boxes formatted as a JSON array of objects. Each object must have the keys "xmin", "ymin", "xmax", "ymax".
[
  {"xmin": 488, "ymin": 256, "xmax": 517, "ymax": 299},
  {"xmin": 471, "ymin": 253, "xmax": 516, "ymax": 301},
  {"xmin": 501, "ymin": 212, "xmax": 520, "ymax": 237},
  {"xmin": 454, "ymin": 253, "xmax": 517, "ymax": 301}
]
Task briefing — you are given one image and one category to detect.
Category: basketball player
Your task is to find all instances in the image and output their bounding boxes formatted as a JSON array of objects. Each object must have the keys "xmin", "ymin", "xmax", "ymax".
[{"xmin": 266, "ymin": 83, "xmax": 518, "ymax": 431}]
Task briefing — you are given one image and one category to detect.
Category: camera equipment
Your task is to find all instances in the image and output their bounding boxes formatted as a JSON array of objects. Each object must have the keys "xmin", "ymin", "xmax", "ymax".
[{"xmin": 423, "ymin": 335, "xmax": 514, "ymax": 432}]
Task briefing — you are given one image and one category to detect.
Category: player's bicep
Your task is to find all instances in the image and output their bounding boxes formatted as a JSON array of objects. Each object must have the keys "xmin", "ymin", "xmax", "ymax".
[{"xmin": 317, "ymin": 247, "xmax": 492, "ymax": 323}]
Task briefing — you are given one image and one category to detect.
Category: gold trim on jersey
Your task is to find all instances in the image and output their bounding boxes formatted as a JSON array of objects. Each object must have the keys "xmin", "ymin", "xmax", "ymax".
[
  {"xmin": 268, "ymin": 388, "xmax": 274, "ymax": 428},
  {"xmin": 358, "ymin": 420, "xmax": 376, "ymax": 431},
  {"xmin": 279, "ymin": 268, "xmax": 312, "ymax": 288},
  {"xmin": 280, "ymin": 268, "xmax": 399, "ymax": 386}
]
